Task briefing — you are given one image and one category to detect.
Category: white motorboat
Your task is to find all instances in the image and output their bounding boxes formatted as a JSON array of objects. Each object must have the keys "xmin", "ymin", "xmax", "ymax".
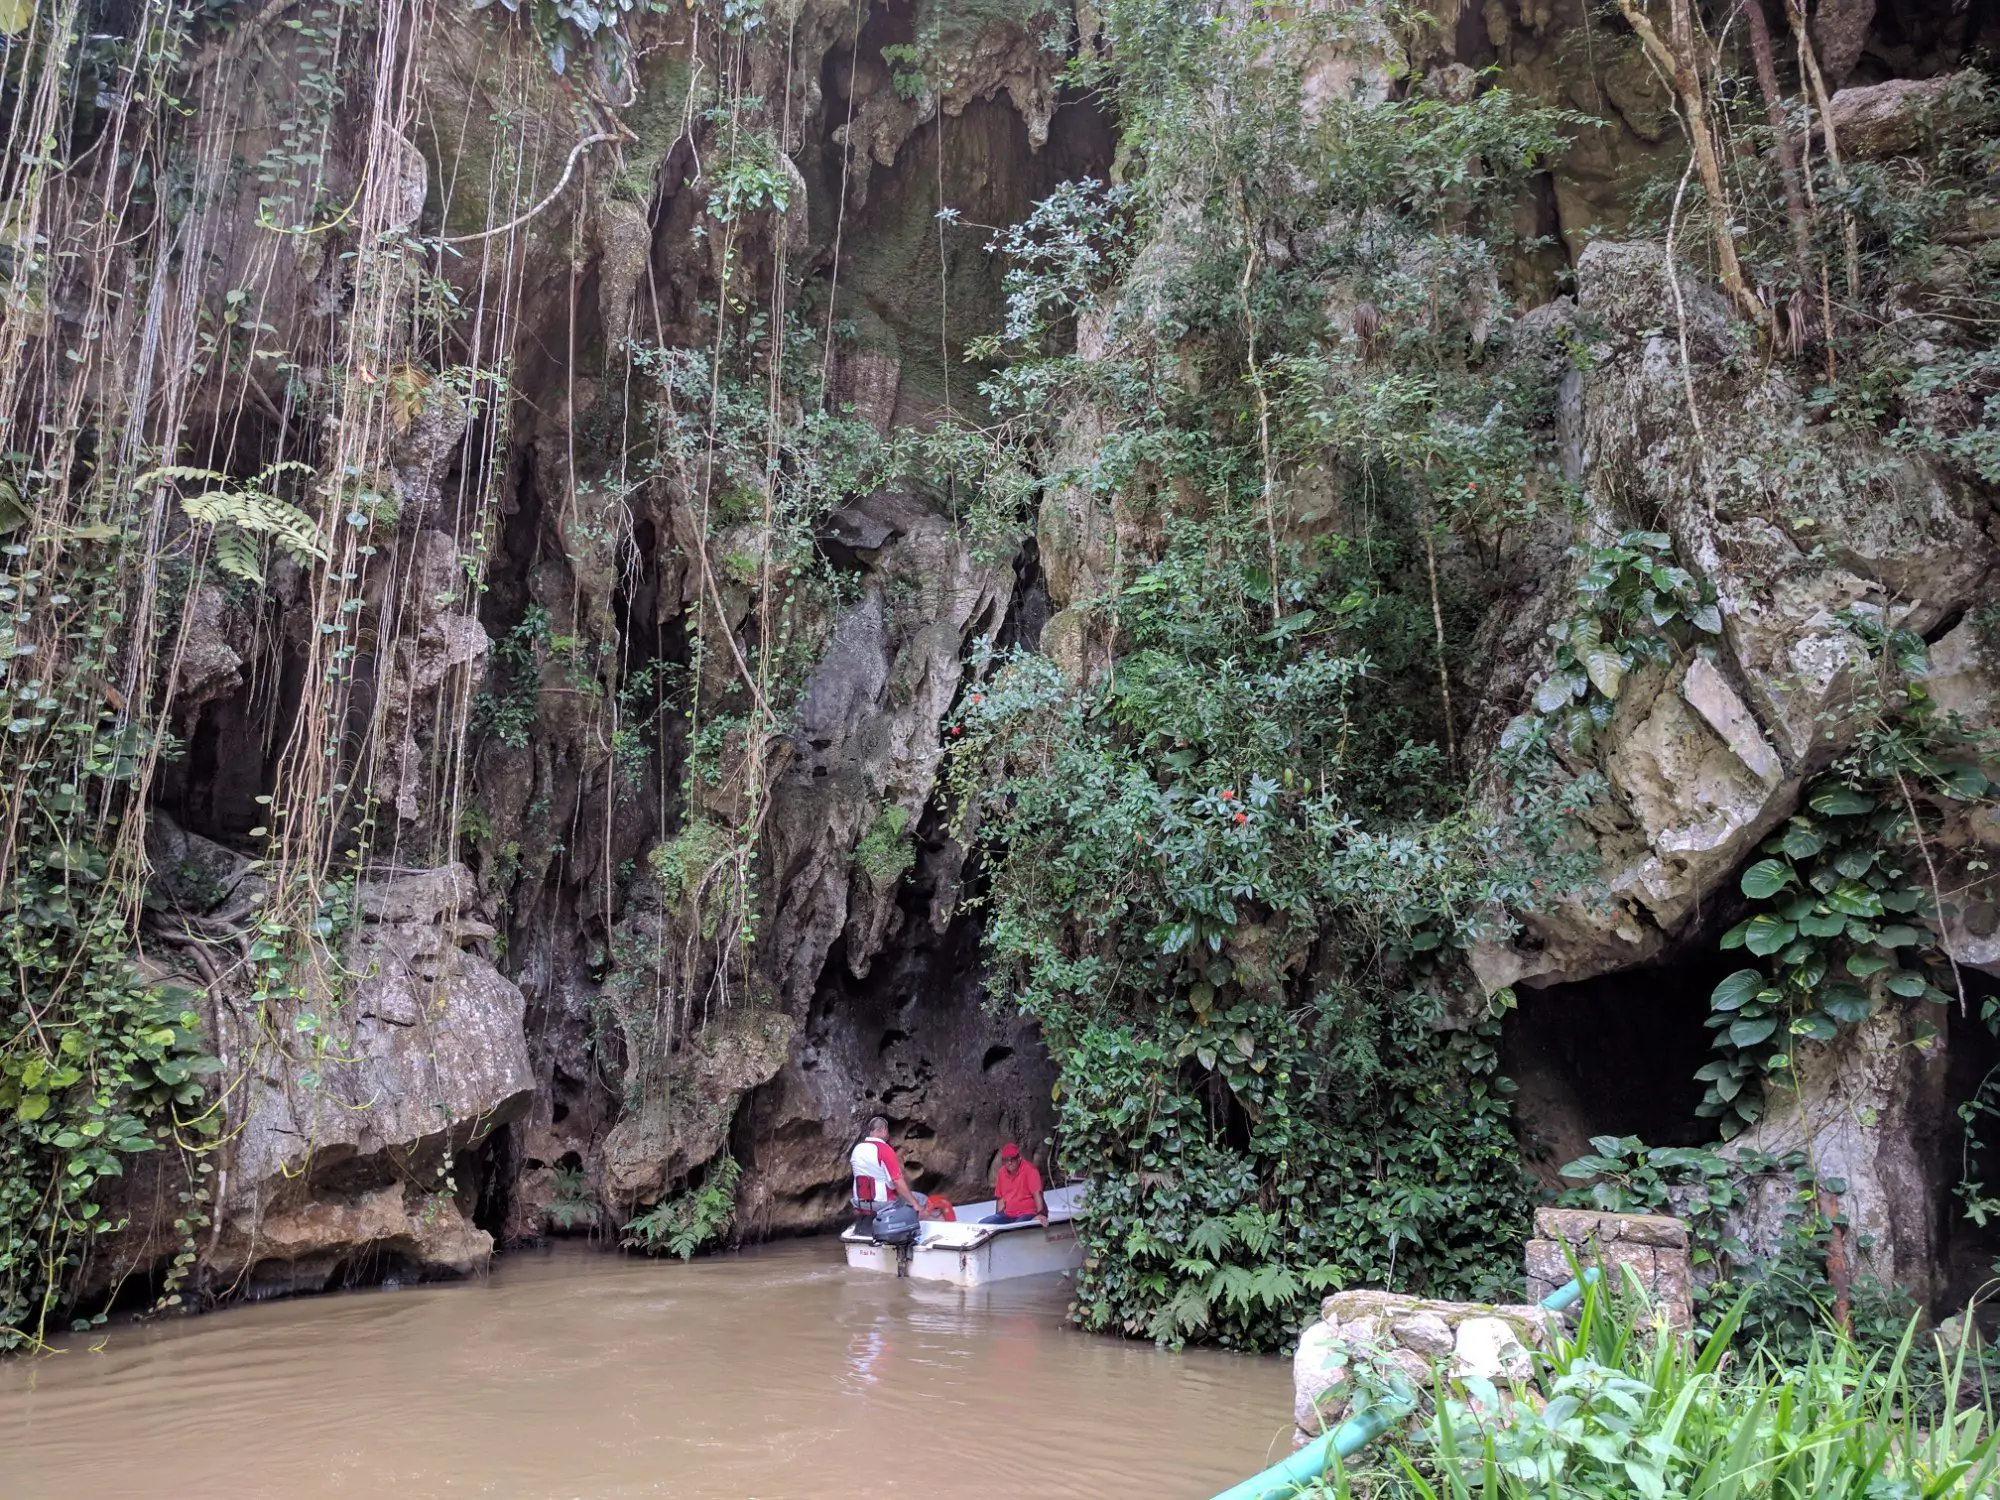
[{"xmin": 840, "ymin": 1183, "xmax": 1087, "ymax": 1286}]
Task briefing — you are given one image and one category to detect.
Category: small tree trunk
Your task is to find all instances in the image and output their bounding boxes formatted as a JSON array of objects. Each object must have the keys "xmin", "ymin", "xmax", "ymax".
[
  {"xmin": 1743, "ymin": 1, "xmax": 1815, "ymax": 308},
  {"xmin": 1617, "ymin": 0, "xmax": 1775, "ymax": 339}
]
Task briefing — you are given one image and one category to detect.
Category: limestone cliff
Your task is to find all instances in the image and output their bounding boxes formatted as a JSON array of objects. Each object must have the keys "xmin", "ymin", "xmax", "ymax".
[{"xmin": 3, "ymin": 0, "xmax": 1997, "ymax": 1335}]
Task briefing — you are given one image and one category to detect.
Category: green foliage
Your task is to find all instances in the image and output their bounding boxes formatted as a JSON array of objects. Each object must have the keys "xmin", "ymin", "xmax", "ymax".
[
  {"xmin": 1706, "ymin": 70, "xmax": 2000, "ymax": 489},
  {"xmin": 143, "ymin": 461, "xmax": 328, "ymax": 587},
  {"xmin": 1699, "ymin": 774, "xmax": 1955, "ymax": 1135},
  {"xmin": 472, "ymin": 605, "xmax": 550, "ymax": 750},
  {"xmin": 621, "ymin": 1154, "xmax": 741, "ymax": 1260},
  {"xmin": 1694, "ymin": 643, "xmax": 1998, "ymax": 1139},
  {"xmin": 932, "ymin": 1, "xmax": 1605, "ymax": 1354},
  {"xmin": 852, "ymin": 804, "xmax": 914, "ymax": 888},
  {"xmin": 976, "ymin": 177, "xmax": 1135, "ymax": 354},
  {"xmin": 1320, "ymin": 1281, "xmax": 1999, "ymax": 1500},
  {"xmin": 1, "ymin": 537, "xmax": 221, "ymax": 1348},
  {"xmin": 1528, "ymin": 532, "xmax": 1720, "ymax": 751},
  {"xmin": 702, "ymin": 112, "xmax": 791, "ymax": 226},
  {"xmin": 957, "ymin": 513, "xmax": 1580, "ymax": 1347},
  {"xmin": 1557, "ymin": 1136, "xmax": 1857, "ymax": 1359},
  {"xmin": 546, "ymin": 1165, "xmax": 594, "ymax": 1230},
  {"xmin": 470, "ymin": 0, "xmax": 645, "ymax": 77},
  {"xmin": 649, "ymin": 818, "xmax": 739, "ymax": 924},
  {"xmin": 878, "ymin": 43, "xmax": 928, "ymax": 103}
]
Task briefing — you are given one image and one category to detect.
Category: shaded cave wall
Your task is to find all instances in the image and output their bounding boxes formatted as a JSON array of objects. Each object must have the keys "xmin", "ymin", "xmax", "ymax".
[{"xmin": 436, "ymin": 7, "xmax": 1110, "ymax": 1246}]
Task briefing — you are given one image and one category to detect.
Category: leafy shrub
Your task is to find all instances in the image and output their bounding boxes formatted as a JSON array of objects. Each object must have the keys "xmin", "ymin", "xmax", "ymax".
[
  {"xmin": 1528, "ymin": 531, "xmax": 1720, "ymax": 752},
  {"xmin": 1322, "ymin": 1283, "xmax": 2000, "ymax": 1500},
  {"xmin": 852, "ymin": 805, "xmax": 914, "ymax": 888},
  {"xmin": 939, "ymin": 1, "xmax": 1599, "ymax": 1354},
  {"xmin": 622, "ymin": 1155, "xmax": 742, "ymax": 1260}
]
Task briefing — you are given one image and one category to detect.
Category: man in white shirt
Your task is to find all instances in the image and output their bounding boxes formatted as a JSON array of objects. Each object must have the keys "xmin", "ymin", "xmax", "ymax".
[{"xmin": 849, "ymin": 1114, "xmax": 920, "ymax": 1218}]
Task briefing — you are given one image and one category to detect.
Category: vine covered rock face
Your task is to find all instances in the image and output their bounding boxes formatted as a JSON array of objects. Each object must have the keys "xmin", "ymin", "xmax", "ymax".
[{"xmin": 4, "ymin": 0, "xmax": 2000, "ymax": 1355}]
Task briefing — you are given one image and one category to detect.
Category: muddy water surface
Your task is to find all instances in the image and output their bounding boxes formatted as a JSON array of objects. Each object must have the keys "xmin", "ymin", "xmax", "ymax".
[{"xmin": 0, "ymin": 1240, "xmax": 1294, "ymax": 1499}]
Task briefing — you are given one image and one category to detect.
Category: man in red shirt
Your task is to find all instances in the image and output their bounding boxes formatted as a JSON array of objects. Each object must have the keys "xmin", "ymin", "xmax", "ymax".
[{"xmin": 979, "ymin": 1142, "xmax": 1046, "ymax": 1226}]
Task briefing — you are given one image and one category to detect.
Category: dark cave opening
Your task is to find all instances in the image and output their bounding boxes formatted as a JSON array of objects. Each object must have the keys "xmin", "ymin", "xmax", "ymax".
[
  {"xmin": 1941, "ymin": 969, "xmax": 2000, "ymax": 1313},
  {"xmin": 1503, "ymin": 946, "xmax": 1736, "ymax": 1190}
]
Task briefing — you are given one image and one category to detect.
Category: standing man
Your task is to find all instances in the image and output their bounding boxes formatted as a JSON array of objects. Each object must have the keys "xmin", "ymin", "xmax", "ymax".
[
  {"xmin": 979, "ymin": 1142, "xmax": 1047, "ymax": 1226},
  {"xmin": 850, "ymin": 1114, "xmax": 919, "ymax": 1219}
]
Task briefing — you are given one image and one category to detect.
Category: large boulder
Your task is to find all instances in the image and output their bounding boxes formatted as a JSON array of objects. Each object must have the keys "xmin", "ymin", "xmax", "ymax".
[
  {"xmin": 204, "ymin": 865, "xmax": 534, "ymax": 1293},
  {"xmin": 1473, "ymin": 240, "xmax": 1999, "ymax": 994}
]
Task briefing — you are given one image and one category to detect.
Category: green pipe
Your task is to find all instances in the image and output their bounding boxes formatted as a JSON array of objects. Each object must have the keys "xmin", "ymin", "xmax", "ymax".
[
  {"xmin": 1208, "ymin": 1399, "xmax": 1412, "ymax": 1500},
  {"xmin": 1204, "ymin": 1268, "xmax": 1604, "ymax": 1500},
  {"xmin": 1539, "ymin": 1266, "xmax": 1601, "ymax": 1312}
]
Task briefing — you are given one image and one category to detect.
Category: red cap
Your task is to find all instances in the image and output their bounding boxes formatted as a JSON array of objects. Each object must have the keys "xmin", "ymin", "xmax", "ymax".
[{"xmin": 1000, "ymin": 1142, "xmax": 1021, "ymax": 1159}]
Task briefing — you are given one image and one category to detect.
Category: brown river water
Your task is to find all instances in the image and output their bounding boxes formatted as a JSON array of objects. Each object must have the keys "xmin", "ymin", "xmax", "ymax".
[{"xmin": 0, "ymin": 1240, "xmax": 1294, "ymax": 1500}]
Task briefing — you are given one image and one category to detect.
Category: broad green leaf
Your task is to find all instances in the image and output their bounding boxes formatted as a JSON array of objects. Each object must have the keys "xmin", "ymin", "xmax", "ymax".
[
  {"xmin": 1825, "ymin": 881, "xmax": 1884, "ymax": 918},
  {"xmin": 1776, "ymin": 822, "xmax": 1824, "ymax": 859},
  {"xmin": 1797, "ymin": 910, "xmax": 1846, "ymax": 938},
  {"xmin": 1691, "ymin": 603, "xmax": 1722, "ymax": 634},
  {"xmin": 1809, "ymin": 785, "xmax": 1874, "ymax": 816},
  {"xmin": 1710, "ymin": 969, "xmax": 1765, "ymax": 1011},
  {"xmin": 1832, "ymin": 845, "xmax": 1879, "ymax": 878},
  {"xmin": 1534, "ymin": 670, "xmax": 1585, "ymax": 713},
  {"xmin": 1583, "ymin": 646, "xmax": 1629, "ymax": 700},
  {"xmin": 16, "ymin": 1093, "xmax": 49, "ymax": 1122},
  {"xmin": 1739, "ymin": 859, "xmax": 1795, "ymax": 899},
  {"xmin": 1820, "ymin": 986, "xmax": 1873, "ymax": 1023},
  {"xmin": 1874, "ymin": 924, "xmax": 1921, "ymax": 947},
  {"xmin": 1846, "ymin": 953, "xmax": 1890, "ymax": 977},
  {"xmin": 1729, "ymin": 1017, "xmax": 1778, "ymax": 1047},
  {"xmin": 1935, "ymin": 762, "xmax": 1991, "ymax": 799},
  {"xmin": 1742, "ymin": 915, "xmax": 1798, "ymax": 956},
  {"xmin": 1884, "ymin": 970, "xmax": 1928, "ymax": 998}
]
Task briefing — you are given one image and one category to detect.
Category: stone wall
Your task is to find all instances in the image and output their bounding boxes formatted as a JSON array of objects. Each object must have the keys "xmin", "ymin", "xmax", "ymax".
[
  {"xmin": 1292, "ymin": 1209, "xmax": 1693, "ymax": 1446},
  {"xmin": 1524, "ymin": 1207, "xmax": 1693, "ymax": 1327},
  {"xmin": 1293, "ymin": 1290, "xmax": 1550, "ymax": 1446}
]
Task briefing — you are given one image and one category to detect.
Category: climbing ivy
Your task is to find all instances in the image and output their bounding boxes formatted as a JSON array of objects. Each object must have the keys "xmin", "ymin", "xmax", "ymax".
[
  {"xmin": 1, "ymin": 537, "xmax": 222, "ymax": 1349},
  {"xmin": 1698, "ymin": 776, "xmax": 1954, "ymax": 1135},
  {"xmin": 1695, "ymin": 620, "xmax": 1996, "ymax": 1137},
  {"xmin": 1532, "ymin": 531, "xmax": 1721, "ymax": 751}
]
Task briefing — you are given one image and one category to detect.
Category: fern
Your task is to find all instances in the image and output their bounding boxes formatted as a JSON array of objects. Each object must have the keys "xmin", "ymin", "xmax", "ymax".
[
  {"xmin": 209, "ymin": 528, "xmax": 265, "ymax": 583},
  {"xmin": 141, "ymin": 461, "xmax": 327, "ymax": 584}
]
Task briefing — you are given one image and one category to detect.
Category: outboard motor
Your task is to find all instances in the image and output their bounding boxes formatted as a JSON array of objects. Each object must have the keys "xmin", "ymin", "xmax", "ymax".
[{"xmin": 870, "ymin": 1200, "xmax": 921, "ymax": 1276}]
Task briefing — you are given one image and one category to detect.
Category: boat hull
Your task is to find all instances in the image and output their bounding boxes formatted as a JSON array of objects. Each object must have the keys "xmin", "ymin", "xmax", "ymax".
[{"xmin": 840, "ymin": 1184, "xmax": 1086, "ymax": 1285}]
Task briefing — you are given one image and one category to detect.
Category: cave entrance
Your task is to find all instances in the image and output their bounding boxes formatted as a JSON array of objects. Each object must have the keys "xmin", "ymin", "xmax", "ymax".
[
  {"xmin": 1941, "ymin": 968, "xmax": 2000, "ymax": 1316},
  {"xmin": 1502, "ymin": 947, "xmax": 1735, "ymax": 1191}
]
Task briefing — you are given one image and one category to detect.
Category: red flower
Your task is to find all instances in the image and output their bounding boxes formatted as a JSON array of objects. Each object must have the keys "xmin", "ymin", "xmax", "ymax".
[
  {"xmin": 971, "ymin": 693, "xmax": 983, "ymax": 704},
  {"xmin": 950, "ymin": 726, "xmax": 962, "ymax": 736},
  {"xmin": 1234, "ymin": 812, "xmax": 1247, "ymax": 825},
  {"xmin": 1220, "ymin": 789, "xmax": 1234, "ymax": 800}
]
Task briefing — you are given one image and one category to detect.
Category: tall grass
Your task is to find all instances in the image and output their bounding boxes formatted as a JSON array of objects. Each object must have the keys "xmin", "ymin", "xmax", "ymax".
[{"xmin": 1306, "ymin": 1281, "xmax": 1999, "ymax": 1499}]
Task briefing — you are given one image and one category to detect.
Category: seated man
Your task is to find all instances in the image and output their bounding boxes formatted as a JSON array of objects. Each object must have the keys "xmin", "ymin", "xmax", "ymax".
[
  {"xmin": 849, "ymin": 1114, "xmax": 920, "ymax": 1221},
  {"xmin": 979, "ymin": 1142, "xmax": 1046, "ymax": 1226}
]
